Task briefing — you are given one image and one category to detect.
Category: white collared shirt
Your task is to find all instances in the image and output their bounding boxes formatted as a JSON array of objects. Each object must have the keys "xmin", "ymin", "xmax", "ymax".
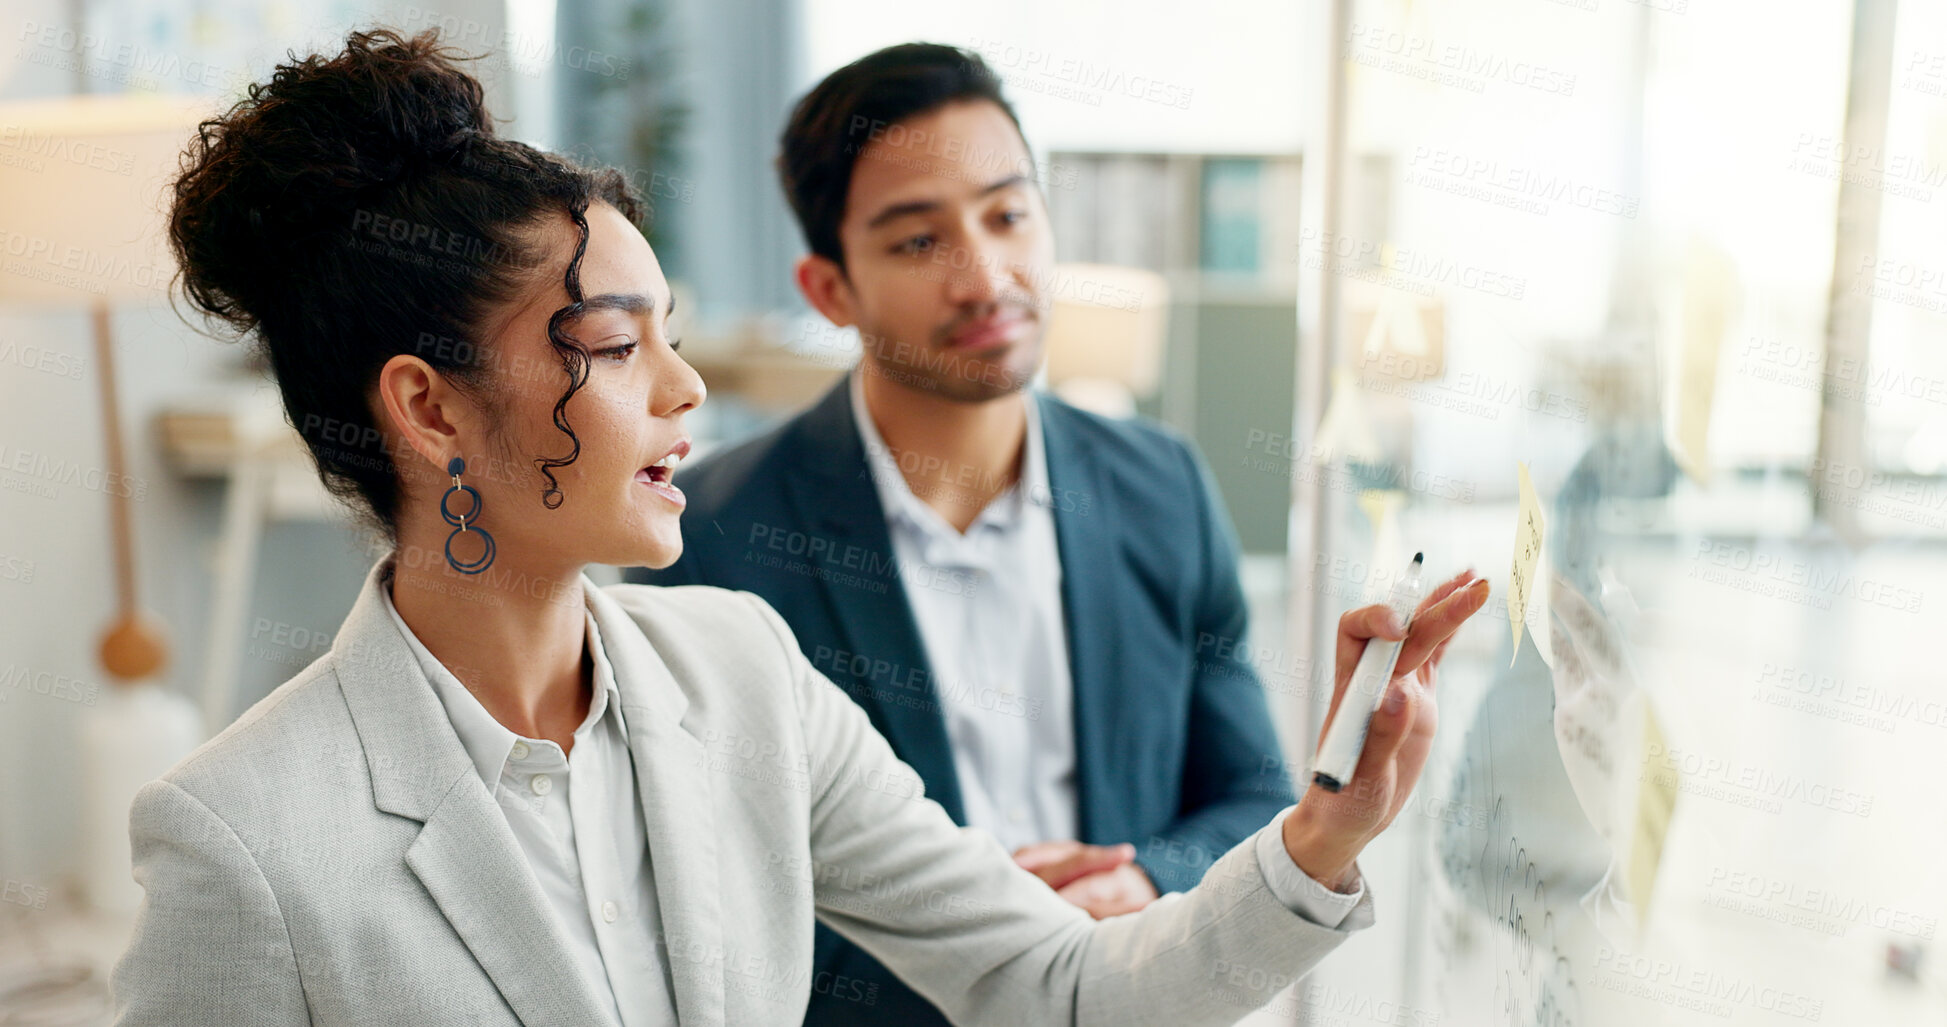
[
  {"xmin": 850, "ymin": 369, "xmax": 1079, "ymax": 854},
  {"xmin": 381, "ymin": 568, "xmax": 676, "ymax": 1026},
  {"xmin": 849, "ymin": 372, "xmax": 1365, "ymax": 924}
]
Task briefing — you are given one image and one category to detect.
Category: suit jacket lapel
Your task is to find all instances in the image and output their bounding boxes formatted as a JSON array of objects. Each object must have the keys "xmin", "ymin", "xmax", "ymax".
[
  {"xmin": 334, "ymin": 559, "xmax": 616, "ymax": 1027},
  {"xmin": 1040, "ymin": 397, "xmax": 1127, "ymax": 843},
  {"xmin": 588, "ymin": 583, "xmax": 726, "ymax": 1027},
  {"xmin": 778, "ymin": 380, "xmax": 965, "ymax": 823}
]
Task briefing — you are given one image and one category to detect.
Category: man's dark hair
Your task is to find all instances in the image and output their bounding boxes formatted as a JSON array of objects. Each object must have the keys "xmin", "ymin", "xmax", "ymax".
[{"xmin": 777, "ymin": 43, "xmax": 1027, "ymax": 269}]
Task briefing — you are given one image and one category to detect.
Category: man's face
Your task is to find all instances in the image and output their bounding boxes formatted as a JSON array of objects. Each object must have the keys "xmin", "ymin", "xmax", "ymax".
[{"xmin": 831, "ymin": 99, "xmax": 1055, "ymax": 403}]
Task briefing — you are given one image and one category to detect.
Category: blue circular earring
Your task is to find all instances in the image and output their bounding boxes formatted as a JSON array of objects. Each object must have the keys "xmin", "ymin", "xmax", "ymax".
[{"xmin": 440, "ymin": 457, "xmax": 496, "ymax": 574}]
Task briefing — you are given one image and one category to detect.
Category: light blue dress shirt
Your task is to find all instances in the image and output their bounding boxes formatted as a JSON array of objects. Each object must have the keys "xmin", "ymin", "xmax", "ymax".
[{"xmin": 847, "ymin": 370, "xmax": 1365, "ymax": 924}]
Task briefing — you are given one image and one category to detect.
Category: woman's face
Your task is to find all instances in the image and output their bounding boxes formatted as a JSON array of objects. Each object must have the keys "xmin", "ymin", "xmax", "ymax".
[{"xmin": 425, "ymin": 200, "xmax": 705, "ymax": 574}]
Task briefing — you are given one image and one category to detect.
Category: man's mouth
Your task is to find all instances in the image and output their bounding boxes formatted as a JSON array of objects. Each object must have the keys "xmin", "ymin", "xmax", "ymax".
[
  {"xmin": 636, "ymin": 438, "xmax": 690, "ymax": 508},
  {"xmin": 944, "ymin": 307, "xmax": 1032, "ymax": 351}
]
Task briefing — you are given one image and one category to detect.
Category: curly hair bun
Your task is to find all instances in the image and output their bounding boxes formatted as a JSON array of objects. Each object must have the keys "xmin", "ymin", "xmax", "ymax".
[
  {"xmin": 170, "ymin": 28, "xmax": 496, "ymax": 335},
  {"xmin": 166, "ymin": 26, "xmax": 641, "ymax": 535}
]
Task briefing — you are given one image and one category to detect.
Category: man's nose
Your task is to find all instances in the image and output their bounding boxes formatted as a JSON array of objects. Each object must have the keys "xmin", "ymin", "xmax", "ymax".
[{"xmin": 943, "ymin": 239, "xmax": 1013, "ymax": 306}]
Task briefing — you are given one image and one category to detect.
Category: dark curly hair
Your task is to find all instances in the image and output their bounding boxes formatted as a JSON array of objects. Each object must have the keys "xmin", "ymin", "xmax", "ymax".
[{"xmin": 169, "ymin": 27, "xmax": 643, "ymax": 537}]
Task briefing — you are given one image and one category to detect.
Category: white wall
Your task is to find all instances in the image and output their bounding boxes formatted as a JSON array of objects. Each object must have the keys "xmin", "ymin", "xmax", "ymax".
[{"xmin": 800, "ymin": 0, "xmax": 1323, "ymax": 155}]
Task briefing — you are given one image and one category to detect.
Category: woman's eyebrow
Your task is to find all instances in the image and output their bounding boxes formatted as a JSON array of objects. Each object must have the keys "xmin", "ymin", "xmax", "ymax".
[
  {"xmin": 579, "ymin": 292, "xmax": 677, "ymax": 324},
  {"xmin": 579, "ymin": 292, "xmax": 658, "ymax": 316}
]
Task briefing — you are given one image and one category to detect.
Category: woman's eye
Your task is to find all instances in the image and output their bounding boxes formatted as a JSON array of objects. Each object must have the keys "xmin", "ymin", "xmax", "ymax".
[
  {"xmin": 997, "ymin": 209, "xmax": 1026, "ymax": 226},
  {"xmin": 596, "ymin": 338, "xmax": 639, "ymax": 361}
]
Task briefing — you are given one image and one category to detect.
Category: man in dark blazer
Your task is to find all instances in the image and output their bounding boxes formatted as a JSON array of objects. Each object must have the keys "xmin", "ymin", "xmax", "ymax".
[{"xmin": 630, "ymin": 43, "xmax": 1300, "ymax": 1025}]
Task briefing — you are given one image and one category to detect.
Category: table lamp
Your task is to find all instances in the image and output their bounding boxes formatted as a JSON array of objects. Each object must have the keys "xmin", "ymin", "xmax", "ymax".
[
  {"xmin": 1040, "ymin": 263, "xmax": 1169, "ymax": 418},
  {"xmin": 0, "ymin": 92, "xmax": 210, "ymax": 915}
]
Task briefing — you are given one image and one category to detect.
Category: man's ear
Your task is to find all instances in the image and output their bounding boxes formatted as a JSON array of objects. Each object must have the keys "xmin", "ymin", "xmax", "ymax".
[
  {"xmin": 795, "ymin": 253, "xmax": 857, "ymax": 328},
  {"xmin": 374, "ymin": 353, "xmax": 467, "ymax": 475}
]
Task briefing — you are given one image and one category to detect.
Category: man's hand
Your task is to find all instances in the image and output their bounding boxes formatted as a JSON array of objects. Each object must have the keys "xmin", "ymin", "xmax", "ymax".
[
  {"xmin": 1013, "ymin": 840, "xmax": 1160, "ymax": 919},
  {"xmin": 1283, "ymin": 569, "xmax": 1491, "ymax": 891}
]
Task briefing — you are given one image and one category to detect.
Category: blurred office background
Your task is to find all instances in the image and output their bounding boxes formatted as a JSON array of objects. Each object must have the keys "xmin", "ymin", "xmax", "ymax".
[{"xmin": 3, "ymin": 0, "xmax": 1944, "ymax": 1022}]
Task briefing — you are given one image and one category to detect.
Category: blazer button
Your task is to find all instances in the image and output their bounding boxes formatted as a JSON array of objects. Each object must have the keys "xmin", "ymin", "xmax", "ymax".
[{"xmin": 530, "ymin": 774, "xmax": 553, "ymax": 796}]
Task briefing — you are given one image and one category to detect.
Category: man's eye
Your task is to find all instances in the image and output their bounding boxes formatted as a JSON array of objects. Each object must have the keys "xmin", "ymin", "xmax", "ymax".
[
  {"xmin": 997, "ymin": 209, "xmax": 1027, "ymax": 226},
  {"xmin": 893, "ymin": 235, "xmax": 935, "ymax": 256}
]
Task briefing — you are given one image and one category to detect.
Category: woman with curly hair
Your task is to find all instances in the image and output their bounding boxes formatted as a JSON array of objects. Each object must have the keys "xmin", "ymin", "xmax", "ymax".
[{"xmin": 112, "ymin": 27, "xmax": 1489, "ymax": 1026}]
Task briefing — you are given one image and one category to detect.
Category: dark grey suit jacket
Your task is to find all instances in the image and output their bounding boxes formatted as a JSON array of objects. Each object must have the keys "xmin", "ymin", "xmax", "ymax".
[{"xmin": 631, "ymin": 380, "xmax": 1297, "ymax": 1027}]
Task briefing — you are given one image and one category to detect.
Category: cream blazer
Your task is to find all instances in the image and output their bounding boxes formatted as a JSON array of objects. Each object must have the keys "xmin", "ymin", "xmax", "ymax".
[{"xmin": 110, "ymin": 558, "xmax": 1371, "ymax": 1025}]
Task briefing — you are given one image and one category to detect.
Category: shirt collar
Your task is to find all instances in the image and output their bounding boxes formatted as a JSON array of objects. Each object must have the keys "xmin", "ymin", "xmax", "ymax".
[
  {"xmin": 847, "ymin": 366, "xmax": 1050, "ymax": 538},
  {"xmin": 378, "ymin": 558, "xmax": 627, "ymax": 791}
]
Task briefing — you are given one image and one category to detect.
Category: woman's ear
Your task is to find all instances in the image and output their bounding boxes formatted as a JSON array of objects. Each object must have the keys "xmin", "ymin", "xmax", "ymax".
[
  {"xmin": 794, "ymin": 254, "xmax": 857, "ymax": 328},
  {"xmin": 374, "ymin": 354, "xmax": 468, "ymax": 474}
]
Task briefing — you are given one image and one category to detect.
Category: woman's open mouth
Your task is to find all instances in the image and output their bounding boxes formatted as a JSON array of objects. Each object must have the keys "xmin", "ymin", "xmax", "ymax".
[{"xmin": 636, "ymin": 438, "xmax": 689, "ymax": 509}]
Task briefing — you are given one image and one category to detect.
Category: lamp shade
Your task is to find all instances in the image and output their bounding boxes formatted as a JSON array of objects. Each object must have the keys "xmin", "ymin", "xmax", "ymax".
[
  {"xmin": 0, "ymin": 93, "xmax": 209, "ymax": 306},
  {"xmin": 1041, "ymin": 262, "xmax": 1169, "ymax": 398}
]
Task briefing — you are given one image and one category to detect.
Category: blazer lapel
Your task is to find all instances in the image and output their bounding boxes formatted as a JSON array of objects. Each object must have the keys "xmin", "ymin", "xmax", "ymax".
[
  {"xmin": 587, "ymin": 581, "xmax": 726, "ymax": 1027},
  {"xmin": 778, "ymin": 380, "xmax": 965, "ymax": 822},
  {"xmin": 333, "ymin": 559, "xmax": 616, "ymax": 1027},
  {"xmin": 1039, "ymin": 397, "xmax": 1129, "ymax": 843}
]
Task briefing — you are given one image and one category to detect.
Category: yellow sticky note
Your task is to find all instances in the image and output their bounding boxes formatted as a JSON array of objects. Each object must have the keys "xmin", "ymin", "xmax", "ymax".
[
  {"xmin": 1313, "ymin": 366, "xmax": 1383, "ymax": 465},
  {"xmin": 1358, "ymin": 489, "xmax": 1407, "ymax": 603},
  {"xmin": 1627, "ymin": 702, "xmax": 1678, "ymax": 926},
  {"xmin": 1671, "ymin": 238, "xmax": 1734, "ymax": 486},
  {"xmin": 1528, "ymin": 543, "xmax": 1556, "ymax": 669},
  {"xmin": 1509, "ymin": 462, "xmax": 1545, "ymax": 666}
]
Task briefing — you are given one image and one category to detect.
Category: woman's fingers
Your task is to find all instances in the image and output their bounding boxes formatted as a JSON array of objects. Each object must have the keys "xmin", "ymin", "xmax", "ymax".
[
  {"xmin": 1414, "ymin": 569, "xmax": 1478, "ymax": 619},
  {"xmin": 1418, "ymin": 634, "xmax": 1455, "ymax": 687},
  {"xmin": 1326, "ymin": 603, "xmax": 1406, "ymax": 733},
  {"xmin": 1395, "ymin": 577, "xmax": 1490, "ymax": 681},
  {"xmin": 1328, "ymin": 570, "xmax": 1486, "ymax": 739}
]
